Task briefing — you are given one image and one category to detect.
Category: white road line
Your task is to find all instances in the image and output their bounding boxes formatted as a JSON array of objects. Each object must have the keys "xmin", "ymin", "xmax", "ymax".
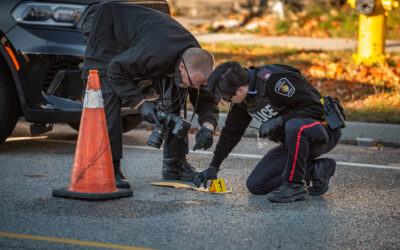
[
  {"xmin": 335, "ymin": 161, "xmax": 400, "ymax": 170},
  {"xmin": 124, "ymin": 145, "xmax": 400, "ymax": 170},
  {"xmin": 26, "ymin": 138, "xmax": 400, "ymax": 170}
]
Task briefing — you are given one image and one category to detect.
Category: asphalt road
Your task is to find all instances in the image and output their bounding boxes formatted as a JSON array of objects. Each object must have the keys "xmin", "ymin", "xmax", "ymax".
[{"xmin": 1, "ymin": 122, "xmax": 399, "ymax": 249}]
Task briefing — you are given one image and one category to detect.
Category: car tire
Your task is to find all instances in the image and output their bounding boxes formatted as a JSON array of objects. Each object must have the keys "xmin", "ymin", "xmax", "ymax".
[
  {"xmin": 68, "ymin": 114, "xmax": 143, "ymax": 133},
  {"xmin": 0, "ymin": 66, "xmax": 20, "ymax": 143}
]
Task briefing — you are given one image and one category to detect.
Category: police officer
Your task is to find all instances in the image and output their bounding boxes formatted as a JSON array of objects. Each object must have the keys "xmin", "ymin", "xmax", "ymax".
[
  {"xmin": 82, "ymin": 3, "xmax": 219, "ymax": 189},
  {"xmin": 195, "ymin": 61, "xmax": 343, "ymax": 202}
]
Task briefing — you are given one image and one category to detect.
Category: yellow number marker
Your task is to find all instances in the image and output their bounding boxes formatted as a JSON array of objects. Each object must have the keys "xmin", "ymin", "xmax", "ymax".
[{"xmin": 209, "ymin": 179, "xmax": 226, "ymax": 193}]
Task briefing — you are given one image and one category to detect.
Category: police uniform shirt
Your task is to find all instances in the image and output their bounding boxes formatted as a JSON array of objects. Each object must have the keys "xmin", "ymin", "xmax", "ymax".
[{"xmin": 211, "ymin": 64, "xmax": 324, "ymax": 167}]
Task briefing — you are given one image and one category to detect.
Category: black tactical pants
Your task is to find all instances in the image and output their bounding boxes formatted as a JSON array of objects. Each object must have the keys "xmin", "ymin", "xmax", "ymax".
[
  {"xmin": 100, "ymin": 76, "xmax": 123, "ymax": 160},
  {"xmin": 246, "ymin": 117, "xmax": 341, "ymax": 195},
  {"xmin": 100, "ymin": 76, "xmax": 188, "ymax": 160},
  {"xmin": 162, "ymin": 109, "xmax": 189, "ymax": 158}
]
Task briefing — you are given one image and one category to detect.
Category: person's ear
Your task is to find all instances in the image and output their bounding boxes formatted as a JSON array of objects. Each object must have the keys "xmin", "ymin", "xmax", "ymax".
[{"xmin": 179, "ymin": 61, "xmax": 185, "ymax": 71}]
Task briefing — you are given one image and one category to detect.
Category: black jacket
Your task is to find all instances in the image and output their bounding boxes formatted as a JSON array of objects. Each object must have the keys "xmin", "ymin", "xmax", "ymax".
[
  {"xmin": 83, "ymin": 3, "xmax": 218, "ymax": 126},
  {"xmin": 211, "ymin": 64, "xmax": 324, "ymax": 167}
]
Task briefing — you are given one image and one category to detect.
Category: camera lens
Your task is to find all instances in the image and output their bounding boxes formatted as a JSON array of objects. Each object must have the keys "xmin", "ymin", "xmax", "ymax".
[{"xmin": 147, "ymin": 126, "xmax": 165, "ymax": 148}]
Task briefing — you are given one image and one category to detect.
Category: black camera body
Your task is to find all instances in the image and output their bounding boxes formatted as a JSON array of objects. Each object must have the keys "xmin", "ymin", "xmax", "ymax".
[{"xmin": 147, "ymin": 110, "xmax": 191, "ymax": 148}]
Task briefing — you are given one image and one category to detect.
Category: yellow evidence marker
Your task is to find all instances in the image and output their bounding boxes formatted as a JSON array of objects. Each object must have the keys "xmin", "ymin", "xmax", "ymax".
[{"xmin": 209, "ymin": 179, "xmax": 226, "ymax": 193}]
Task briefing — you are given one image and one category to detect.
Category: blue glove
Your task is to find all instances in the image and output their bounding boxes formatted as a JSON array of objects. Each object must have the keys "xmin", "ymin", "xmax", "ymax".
[
  {"xmin": 259, "ymin": 116, "xmax": 283, "ymax": 138},
  {"xmin": 193, "ymin": 126, "xmax": 214, "ymax": 151}
]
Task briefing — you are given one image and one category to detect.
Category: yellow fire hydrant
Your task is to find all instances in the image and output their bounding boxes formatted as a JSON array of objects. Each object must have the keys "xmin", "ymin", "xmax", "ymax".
[{"xmin": 348, "ymin": 0, "xmax": 399, "ymax": 65}]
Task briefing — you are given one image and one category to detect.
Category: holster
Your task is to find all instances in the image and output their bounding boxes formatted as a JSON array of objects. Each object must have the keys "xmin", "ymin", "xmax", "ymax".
[{"xmin": 322, "ymin": 96, "xmax": 346, "ymax": 130}]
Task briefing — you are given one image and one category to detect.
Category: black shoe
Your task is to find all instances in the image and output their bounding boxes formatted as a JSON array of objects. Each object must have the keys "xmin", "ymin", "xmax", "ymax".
[
  {"xmin": 178, "ymin": 158, "xmax": 198, "ymax": 182},
  {"xmin": 267, "ymin": 181, "xmax": 307, "ymax": 203},
  {"xmin": 162, "ymin": 157, "xmax": 198, "ymax": 182},
  {"xmin": 113, "ymin": 160, "xmax": 131, "ymax": 189},
  {"xmin": 309, "ymin": 158, "xmax": 336, "ymax": 196}
]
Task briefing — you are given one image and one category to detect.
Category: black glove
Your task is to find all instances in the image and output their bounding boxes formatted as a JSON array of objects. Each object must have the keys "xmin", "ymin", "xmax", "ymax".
[
  {"xmin": 194, "ymin": 165, "xmax": 219, "ymax": 189},
  {"xmin": 193, "ymin": 126, "xmax": 214, "ymax": 151},
  {"xmin": 259, "ymin": 116, "xmax": 284, "ymax": 138},
  {"xmin": 139, "ymin": 101, "xmax": 160, "ymax": 125}
]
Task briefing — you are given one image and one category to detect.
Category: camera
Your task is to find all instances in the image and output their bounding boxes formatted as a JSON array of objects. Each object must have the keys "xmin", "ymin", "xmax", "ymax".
[{"xmin": 147, "ymin": 110, "xmax": 191, "ymax": 148}]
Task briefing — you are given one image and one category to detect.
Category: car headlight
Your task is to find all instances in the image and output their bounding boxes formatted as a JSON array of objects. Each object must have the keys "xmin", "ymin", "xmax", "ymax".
[{"xmin": 12, "ymin": 1, "xmax": 87, "ymax": 27}]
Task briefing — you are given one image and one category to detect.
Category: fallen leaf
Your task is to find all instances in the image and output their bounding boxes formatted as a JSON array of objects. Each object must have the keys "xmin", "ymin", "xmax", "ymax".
[
  {"xmin": 123, "ymin": 215, "xmax": 138, "ymax": 218},
  {"xmin": 24, "ymin": 175, "xmax": 43, "ymax": 178},
  {"xmin": 151, "ymin": 182, "xmax": 192, "ymax": 189}
]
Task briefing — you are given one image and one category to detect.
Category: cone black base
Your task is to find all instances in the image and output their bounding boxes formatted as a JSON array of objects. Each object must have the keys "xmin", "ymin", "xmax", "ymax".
[{"xmin": 52, "ymin": 188, "xmax": 133, "ymax": 201}]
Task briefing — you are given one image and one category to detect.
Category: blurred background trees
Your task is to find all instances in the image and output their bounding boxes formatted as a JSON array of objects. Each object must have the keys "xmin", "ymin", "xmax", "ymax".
[
  {"xmin": 170, "ymin": 0, "xmax": 400, "ymax": 123},
  {"xmin": 169, "ymin": 0, "xmax": 399, "ymax": 39}
]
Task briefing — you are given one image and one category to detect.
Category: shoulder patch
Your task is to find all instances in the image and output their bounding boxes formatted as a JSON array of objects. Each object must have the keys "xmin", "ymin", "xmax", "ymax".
[{"xmin": 275, "ymin": 78, "xmax": 295, "ymax": 97}]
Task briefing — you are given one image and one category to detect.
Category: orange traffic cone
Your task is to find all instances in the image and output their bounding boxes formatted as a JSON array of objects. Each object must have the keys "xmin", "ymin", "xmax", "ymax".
[{"xmin": 53, "ymin": 70, "xmax": 133, "ymax": 200}]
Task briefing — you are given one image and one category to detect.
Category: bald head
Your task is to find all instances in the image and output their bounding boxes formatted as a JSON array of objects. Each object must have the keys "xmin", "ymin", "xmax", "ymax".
[{"xmin": 181, "ymin": 48, "xmax": 215, "ymax": 88}]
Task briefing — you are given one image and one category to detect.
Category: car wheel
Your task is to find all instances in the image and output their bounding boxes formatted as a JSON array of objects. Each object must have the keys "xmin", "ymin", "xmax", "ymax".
[
  {"xmin": 68, "ymin": 114, "xmax": 143, "ymax": 133},
  {"xmin": 0, "ymin": 66, "xmax": 20, "ymax": 143}
]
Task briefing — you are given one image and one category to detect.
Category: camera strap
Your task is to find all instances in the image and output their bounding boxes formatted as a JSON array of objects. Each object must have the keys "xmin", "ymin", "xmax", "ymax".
[{"xmin": 189, "ymin": 87, "xmax": 200, "ymax": 122}]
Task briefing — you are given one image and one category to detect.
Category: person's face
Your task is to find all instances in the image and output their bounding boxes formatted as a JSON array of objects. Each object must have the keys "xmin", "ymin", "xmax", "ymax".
[{"xmin": 179, "ymin": 61, "xmax": 206, "ymax": 89}]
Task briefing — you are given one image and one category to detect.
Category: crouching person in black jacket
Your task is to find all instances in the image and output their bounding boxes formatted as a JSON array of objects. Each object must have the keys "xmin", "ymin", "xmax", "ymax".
[
  {"xmin": 82, "ymin": 3, "xmax": 219, "ymax": 189},
  {"xmin": 195, "ymin": 61, "xmax": 345, "ymax": 203}
]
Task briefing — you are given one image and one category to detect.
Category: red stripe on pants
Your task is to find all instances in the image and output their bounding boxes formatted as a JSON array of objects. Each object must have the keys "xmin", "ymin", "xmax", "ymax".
[{"xmin": 289, "ymin": 122, "xmax": 323, "ymax": 181}]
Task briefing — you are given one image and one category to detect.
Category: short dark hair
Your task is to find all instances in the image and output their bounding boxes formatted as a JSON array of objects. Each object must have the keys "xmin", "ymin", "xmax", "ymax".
[{"xmin": 207, "ymin": 61, "xmax": 249, "ymax": 98}]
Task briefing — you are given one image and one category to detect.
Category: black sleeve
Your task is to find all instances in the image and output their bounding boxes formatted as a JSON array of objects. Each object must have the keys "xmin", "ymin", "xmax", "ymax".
[
  {"xmin": 106, "ymin": 44, "xmax": 175, "ymax": 107},
  {"xmin": 188, "ymin": 86, "xmax": 219, "ymax": 128},
  {"xmin": 210, "ymin": 104, "xmax": 252, "ymax": 168},
  {"xmin": 270, "ymin": 74, "xmax": 324, "ymax": 123}
]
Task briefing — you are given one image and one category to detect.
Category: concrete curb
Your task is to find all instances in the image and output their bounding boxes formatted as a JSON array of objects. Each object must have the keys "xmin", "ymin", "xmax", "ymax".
[{"xmin": 186, "ymin": 112, "xmax": 400, "ymax": 146}]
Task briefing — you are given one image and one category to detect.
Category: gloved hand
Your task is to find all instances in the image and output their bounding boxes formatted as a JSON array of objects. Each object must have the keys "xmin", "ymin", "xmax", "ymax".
[
  {"xmin": 193, "ymin": 126, "xmax": 214, "ymax": 151},
  {"xmin": 194, "ymin": 165, "xmax": 219, "ymax": 189},
  {"xmin": 139, "ymin": 101, "xmax": 160, "ymax": 125},
  {"xmin": 259, "ymin": 116, "xmax": 284, "ymax": 138}
]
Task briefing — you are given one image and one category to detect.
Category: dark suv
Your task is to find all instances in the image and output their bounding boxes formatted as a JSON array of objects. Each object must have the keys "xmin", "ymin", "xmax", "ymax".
[{"xmin": 0, "ymin": 0, "xmax": 170, "ymax": 143}]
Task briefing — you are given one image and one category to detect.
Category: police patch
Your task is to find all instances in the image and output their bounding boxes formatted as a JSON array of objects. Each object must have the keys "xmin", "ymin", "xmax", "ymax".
[{"xmin": 275, "ymin": 78, "xmax": 295, "ymax": 97}]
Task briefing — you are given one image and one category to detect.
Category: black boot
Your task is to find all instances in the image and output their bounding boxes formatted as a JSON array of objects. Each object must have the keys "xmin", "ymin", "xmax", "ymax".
[
  {"xmin": 309, "ymin": 158, "xmax": 336, "ymax": 196},
  {"xmin": 113, "ymin": 160, "xmax": 131, "ymax": 189},
  {"xmin": 178, "ymin": 158, "xmax": 198, "ymax": 182},
  {"xmin": 162, "ymin": 157, "xmax": 198, "ymax": 182},
  {"xmin": 267, "ymin": 181, "xmax": 307, "ymax": 203}
]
